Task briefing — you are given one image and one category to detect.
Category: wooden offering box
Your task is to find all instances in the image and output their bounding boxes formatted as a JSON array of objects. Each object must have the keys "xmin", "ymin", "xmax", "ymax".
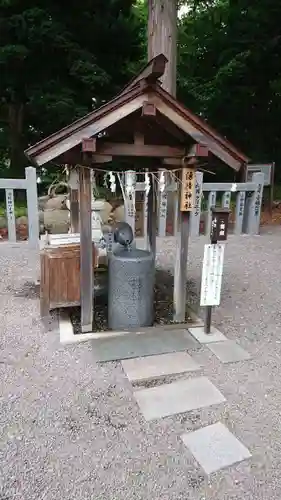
[{"xmin": 40, "ymin": 243, "xmax": 98, "ymax": 316}]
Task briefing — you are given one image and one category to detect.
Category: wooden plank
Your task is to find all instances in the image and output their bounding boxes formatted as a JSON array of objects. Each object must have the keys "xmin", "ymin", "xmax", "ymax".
[
  {"xmin": 154, "ymin": 98, "xmax": 243, "ymax": 171},
  {"xmin": 205, "ymin": 191, "xmax": 216, "ymax": 237},
  {"xmin": 190, "ymin": 171, "xmax": 203, "ymax": 237},
  {"xmin": 203, "ymin": 182, "xmax": 256, "ymax": 192},
  {"xmin": 147, "ymin": 171, "xmax": 157, "ymax": 256},
  {"xmin": 95, "ymin": 142, "xmax": 185, "ymax": 158},
  {"xmin": 158, "ymin": 170, "xmax": 168, "ymax": 237},
  {"xmin": 234, "ymin": 191, "xmax": 246, "ymax": 235},
  {"xmin": 79, "ymin": 166, "xmax": 93, "ymax": 332},
  {"xmin": 173, "ymin": 210, "xmax": 189, "ymax": 322},
  {"xmin": 119, "ymin": 53, "xmax": 167, "ymax": 95},
  {"xmin": 25, "ymin": 167, "xmax": 39, "ymax": 248},
  {"xmin": 5, "ymin": 189, "xmax": 16, "ymax": 242},
  {"xmin": 125, "ymin": 170, "xmax": 136, "ymax": 234},
  {"xmin": 0, "ymin": 178, "xmax": 27, "ymax": 190},
  {"xmin": 69, "ymin": 169, "xmax": 79, "ymax": 232},
  {"xmin": 222, "ymin": 191, "xmax": 231, "ymax": 209},
  {"xmin": 34, "ymin": 96, "xmax": 146, "ymax": 166},
  {"xmin": 244, "ymin": 172, "xmax": 264, "ymax": 235}
]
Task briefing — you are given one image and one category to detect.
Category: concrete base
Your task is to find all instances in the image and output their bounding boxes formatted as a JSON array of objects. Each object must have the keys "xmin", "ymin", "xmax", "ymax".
[
  {"xmin": 188, "ymin": 326, "xmax": 227, "ymax": 344},
  {"xmin": 59, "ymin": 309, "xmax": 204, "ymax": 346}
]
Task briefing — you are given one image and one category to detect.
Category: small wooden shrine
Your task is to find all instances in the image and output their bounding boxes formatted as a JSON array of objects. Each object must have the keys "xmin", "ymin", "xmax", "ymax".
[{"xmin": 25, "ymin": 54, "xmax": 249, "ymax": 333}]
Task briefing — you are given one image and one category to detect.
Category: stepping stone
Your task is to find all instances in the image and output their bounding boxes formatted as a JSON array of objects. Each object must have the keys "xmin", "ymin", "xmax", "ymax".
[
  {"xmin": 189, "ymin": 326, "xmax": 227, "ymax": 344},
  {"xmin": 207, "ymin": 340, "xmax": 251, "ymax": 364},
  {"xmin": 122, "ymin": 352, "xmax": 200, "ymax": 382},
  {"xmin": 181, "ymin": 422, "xmax": 251, "ymax": 475},
  {"xmin": 134, "ymin": 376, "xmax": 226, "ymax": 421},
  {"xmin": 91, "ymin": 329, "xmax": 198, "ymax": 362}
]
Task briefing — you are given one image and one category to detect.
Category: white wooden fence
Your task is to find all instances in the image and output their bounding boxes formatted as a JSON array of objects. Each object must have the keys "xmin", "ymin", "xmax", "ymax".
[
  {"xmin": 124, "ymin": 170, "xmax": 264, "ymax": 238},
  {"xmin": 0, "ymin": 166, "xmax": 39, "ymax": 247}
]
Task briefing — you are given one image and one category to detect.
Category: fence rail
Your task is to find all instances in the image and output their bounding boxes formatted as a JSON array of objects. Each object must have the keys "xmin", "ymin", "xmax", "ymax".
[
  {"xmin": 0, "ymin": 167, "xmax": 39, "ymax": 247},
  {"xmin": 124, "ymin": 170, "xmax": 264, "ymax": 239}
]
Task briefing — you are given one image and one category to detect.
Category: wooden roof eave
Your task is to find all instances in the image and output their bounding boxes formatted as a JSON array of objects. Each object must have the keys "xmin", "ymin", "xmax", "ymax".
[
  {"xmin": 152, "ymin": 86, "xmax": 249, "ymax": 171},
  {"xmin": 25, "ymin": 85, "xmax": 148, "ymax": 166}
]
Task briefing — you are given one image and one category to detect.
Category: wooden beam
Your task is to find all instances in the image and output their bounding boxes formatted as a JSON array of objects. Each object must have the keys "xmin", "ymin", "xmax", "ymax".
[
  {"xmin": 69, "ymin": 169, "xmax": 79, "ymax": 232},
  {"xmin": 173, "ymin": 170, "xmax": 190, "ymax": 323},
  {"xmin": 142, "ymin": 101, "xmax": 157, "ymax": 117},
  {"xmin": 95, "ymin": 142, "xmax": 185, "ymax": 158},
  {"xmin": 119, "ymin": 54, "xmax": 168, "ymax": 96},
  {"xmin": 79, "ymin": 166, "xmax": 93, "ymax": 332},
  {"xmin": 187, "ymin": 143, "xmax": 209, "ymax": 157},
  {"xmin": 82, "ymin": 137, "xmax": 96, "ymax": 152}
]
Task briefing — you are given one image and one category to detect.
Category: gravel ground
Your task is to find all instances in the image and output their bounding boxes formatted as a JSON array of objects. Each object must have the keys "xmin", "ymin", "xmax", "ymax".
[{"xmin": 1, "ymin": 230, "xmax": 281, "ymax": 499}]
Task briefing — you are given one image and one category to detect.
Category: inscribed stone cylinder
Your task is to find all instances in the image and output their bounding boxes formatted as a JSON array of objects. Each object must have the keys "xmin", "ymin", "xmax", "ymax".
[{"xmin": 108, "ymin": 248, "xmax": 155, "ymax": 330}]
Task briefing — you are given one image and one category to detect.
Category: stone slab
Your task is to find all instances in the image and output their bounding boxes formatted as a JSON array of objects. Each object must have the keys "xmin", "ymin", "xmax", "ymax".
[
  {"xmin": 91, "ymin": 329, "xmax": 199, "ymax": 363},
  {"xmin": 189, "ymin": 326, "xmax": 227, "ymax": 344},
  {"xmin": 181, "ymin": 422, "xmax": 251, "ymax": 475},
  {"xmin": 207, "ymin": 340, "xmax": 251, "ymax": 364},
  {"xmin": 121, "ymin": 352, "xmax": 200, "ymax": 382},
  {"xmin": 133, "ymin": 376, "xmax": 226, "ymax": 421}
]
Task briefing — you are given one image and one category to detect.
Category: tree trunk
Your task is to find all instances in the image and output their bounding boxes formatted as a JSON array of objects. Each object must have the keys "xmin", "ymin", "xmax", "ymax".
[
  {"xmin": 147, "ymin": 0, "xmax": 178, "ymax": 96},
  {"xmin": 8, "ymin": 102, "xmax": 25, "ymax": 176}
]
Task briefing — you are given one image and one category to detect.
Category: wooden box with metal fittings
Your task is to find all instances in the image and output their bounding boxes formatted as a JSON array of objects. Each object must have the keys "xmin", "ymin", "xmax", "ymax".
[{"xmin": 40, "ymin": 243, "xmax": 98, "ymax": 316}]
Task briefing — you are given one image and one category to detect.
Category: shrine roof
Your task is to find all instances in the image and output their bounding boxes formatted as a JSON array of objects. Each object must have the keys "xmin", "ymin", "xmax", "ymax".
[{"xmin": 25, "ymin": 54, "xmax": 249, "ymax": 171}]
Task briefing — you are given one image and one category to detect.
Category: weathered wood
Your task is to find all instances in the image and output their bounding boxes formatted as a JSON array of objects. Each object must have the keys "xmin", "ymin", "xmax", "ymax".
[
  {"xmin": 82, "ymin": 137, "xmax": 96, "ymax": 152},
  {"xmin": 234, "ymin": 191, "xmax": 246, "ymax": 235},
  {"xmin": 190, "ymin": 171, "xmax": 203, "ymax": 237},
  {"xmin": 187, "ymin": 143, "xmax": 209, "ymax": 158},
  {"xmin": 32, "ymin": 96, "xmax": 145, "ymax": 166},
  {"xmin": 148, "ymin": 0, "xmax": 177, "ymax": 97},
  {"xmin": 39, "ymin": 245, "xmax": 98, "ymax": 314},
  {"xmin": 244, "ymin": 172, "xmax": 264, "ymax": 235},
  {"xmin": 205, "ymin": 191, "xmax": 217, "ymax": 237},
  {"xmin": 125, "ymin": 170, "xmax": 136, "ymax": 234},
  {"xmin": 68, "ymin": 169, "xmax": 79, "ymax": 233},
  {"xmin": 5, "ymin": 188, "xmax": 16, "ymax": 242},
  {"xmin": 95, "ymin": 142, "xmax": 185, "ymax": 158},
  {"xmin": 173, "ymin": 209, "xmax": 190, "ymax": 322},
  {"xmin": 180, "ymin": 167, "xmax": 196, "ymax": 212},
  {"xmin": 79, "ymin": 166, "xmax": 93, "ymax": 332},
  {"xmin": 142, "ymin": 101, "xmax": 157, "ymax": 116},
  {"xmin": 146, "ymin": 171, "xmax": 157, "ymax": 256},
  {"xmin": 0, "ymin": 178, "xmax": 27, "ymax": 190},
  {"xmin": 203, "ymin": 182, "xmax": 256, "ymax": 192},
  {"xmin": 26, "ymin": 166, "xmax": 39, "ymax": 248},
  {"xmin": 158, "ymin": 169, "xmax": 168, "ymax": 237},
  {"xmin": 222, "ymin": 191, "xmax": 231, "ymax": 209},
  {"xmin": 154, "ymin": 97, "xmax": 243, "ymax": 171},
  {"xmin": 119, "ymin": 53, "xmax": 168, "ymax": 95}
]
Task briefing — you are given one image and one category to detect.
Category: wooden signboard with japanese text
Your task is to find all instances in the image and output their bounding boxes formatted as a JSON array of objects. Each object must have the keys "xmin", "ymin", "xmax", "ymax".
[
  {"xmin": 180, "ymin": 167, "xmax": 196, "ymax": 212},
  {"xmin": 200, "ymin": 243, "xmax": 225, "ymax": 307}
]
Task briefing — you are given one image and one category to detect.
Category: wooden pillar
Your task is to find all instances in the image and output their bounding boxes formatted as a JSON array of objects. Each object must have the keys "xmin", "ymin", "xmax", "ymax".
[
  {"xmin": 79, "ymin": 166, "xmax": 93, "ymax": 332},
  {"xmin": 173, "ymin": 167, "xmax": 190, "ymax": 323},
  {"xmin": 146, "ymin": 170, "xmax": 157, "ymax": 257},
  {"xmin": 69, "ymin": 169, "xmax": 79, "ymax": 233}
]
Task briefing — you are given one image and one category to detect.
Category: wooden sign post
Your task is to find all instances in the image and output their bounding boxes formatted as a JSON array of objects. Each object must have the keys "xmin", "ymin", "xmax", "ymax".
[
  {"xmin": 200, "ymin": 207, "xmax": 230, "ymax": 334},
  {"xmin": 174, "ymin": 166, "xmax": 196, "ymax": 323}
]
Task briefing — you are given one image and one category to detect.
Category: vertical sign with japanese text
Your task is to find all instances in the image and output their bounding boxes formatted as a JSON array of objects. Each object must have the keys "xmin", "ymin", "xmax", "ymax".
[
  {"xmin": 200, "ymin": 243, "xmax": 225, "ymax": 306},
  {"xmin": 180, "ymin": 168, "xmax": 196, "ymax": 212}
]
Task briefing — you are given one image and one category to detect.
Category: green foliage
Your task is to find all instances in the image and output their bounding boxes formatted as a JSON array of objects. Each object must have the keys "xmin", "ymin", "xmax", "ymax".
[
  {"xmin": 178, "ymin": 0, "xmax": 281, "ymax": 177},
  {"xmin": 0, "ymin": 0, "xmax": 143, "ymax": 176}
]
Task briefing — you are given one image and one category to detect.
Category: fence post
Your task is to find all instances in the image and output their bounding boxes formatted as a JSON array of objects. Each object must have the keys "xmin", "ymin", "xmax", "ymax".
[
  {"xmin": 205, "ymin": 191, "xmax": 217, "ymax": 236},
  {"xmin": 190, "ymin": 171, "xmax": 203, "ymax": 237},
  {"xmin": 26, "ymin": 166, "xmax": 39, "ymax": 248},
  {"xmin": 222, "ymin": 191, "xmax": 231, "ymax": 209},
  {"xmin": 244, "ymin": 172, "xmax": 264, "ymax": 234},
  {"xmin": 158, "ymin": 170, "xmax": 168, "ymax": 237},
  {"xmin": 234, "ymin": 191, "xmax": 246, "ymax": 234},
  {"xmin": 124, "ymin": 170, "xmax": 136, "ymax": 236},
  {"xmin": 5, "ymin": 188, "xmax": 16, "ymax": 242}
]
